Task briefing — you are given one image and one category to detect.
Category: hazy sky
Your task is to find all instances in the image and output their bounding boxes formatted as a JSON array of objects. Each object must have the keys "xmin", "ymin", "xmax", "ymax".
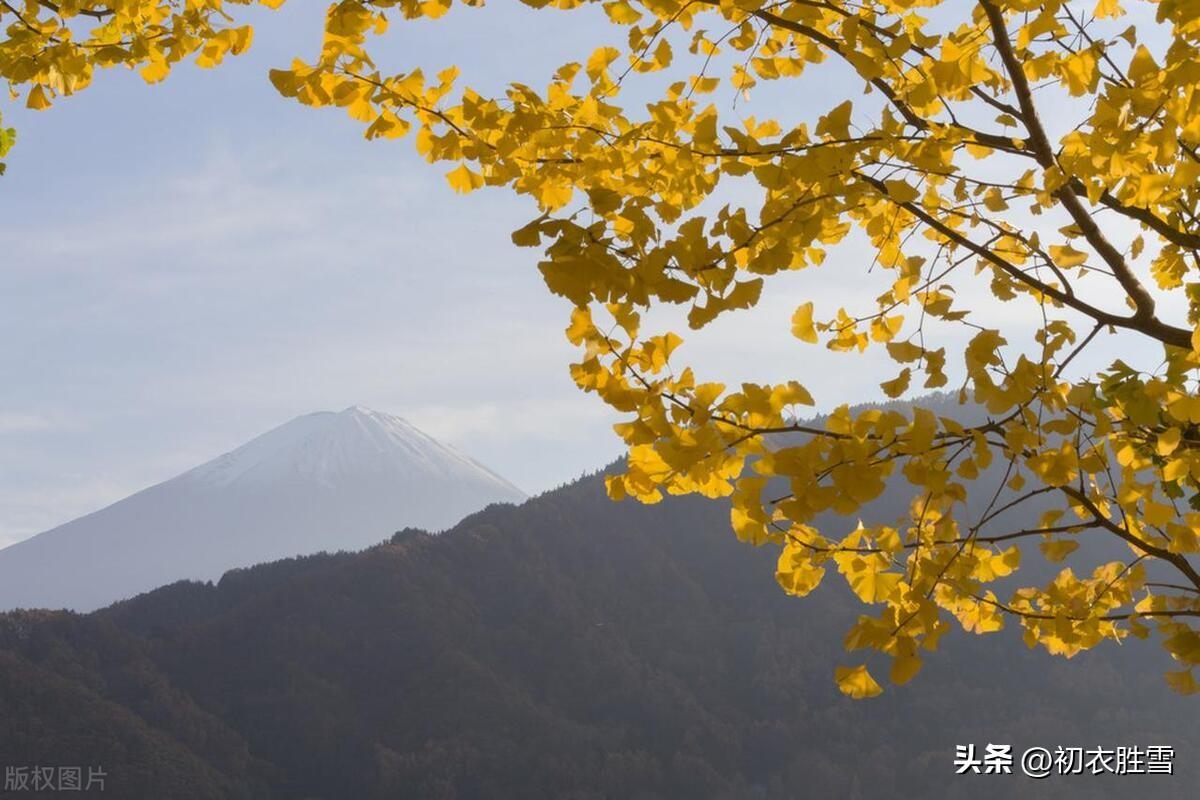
[
  {"xmin": 0, "ymin": 1, "xmax": 839, "ymax": 545},
  {"xmin": 0, "ymin": 2, "xmax": 1171, "ymax": 546}
]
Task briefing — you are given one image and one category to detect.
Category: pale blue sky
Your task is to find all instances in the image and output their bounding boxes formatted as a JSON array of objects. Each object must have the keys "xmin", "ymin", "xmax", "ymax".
[
  {"xmin": 0, "ymin": 2, "xmax": 1172, "ymax": 545},
  {"xmin": 0, "ymin": 1, "xmax": 858, "ymax": 544}
]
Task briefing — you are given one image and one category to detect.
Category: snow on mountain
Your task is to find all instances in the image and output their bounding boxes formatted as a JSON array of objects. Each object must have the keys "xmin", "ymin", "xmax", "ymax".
[{"xmin": 0, "ymin": 407, "xmax": 526, "ymax": 612}]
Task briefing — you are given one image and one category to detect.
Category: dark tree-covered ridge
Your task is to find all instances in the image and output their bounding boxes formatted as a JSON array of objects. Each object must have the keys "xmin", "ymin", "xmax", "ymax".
[{"xmin": 0, "ymin": 465, "xmax": 1193, "ymax": 799}]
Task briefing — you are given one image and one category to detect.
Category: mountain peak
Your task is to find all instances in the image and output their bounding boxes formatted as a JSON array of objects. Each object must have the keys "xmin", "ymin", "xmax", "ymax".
[
  {"xmin": 0, "ymin": 409, "xmax": 526, "ymax": 611},
  {"xmin": 177, "ymin": 407, "xmax": 523, "ymax": 496},
  {"xmin": 340, "ymin": 404, "xmax": 384, "ymax": 416}
]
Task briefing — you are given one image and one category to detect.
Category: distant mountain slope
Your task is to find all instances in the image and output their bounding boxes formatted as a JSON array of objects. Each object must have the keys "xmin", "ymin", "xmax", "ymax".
[
  {"xmin": 0, "ymin": 470, "xmax": 1192, "ymax": 799},
  {"xmin": 0, "ymin": 407, "xmax": 525, "ymax": 611}
]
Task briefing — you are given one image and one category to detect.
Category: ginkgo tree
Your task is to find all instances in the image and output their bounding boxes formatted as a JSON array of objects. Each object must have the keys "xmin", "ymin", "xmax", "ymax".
[{"xmin": 8, "ymin": 0, "xmax": 1200, "ymax": 698}]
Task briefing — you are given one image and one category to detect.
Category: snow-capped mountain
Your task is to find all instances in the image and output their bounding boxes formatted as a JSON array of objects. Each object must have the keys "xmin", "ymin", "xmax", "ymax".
[{"xmin": 0, "ymin": 407, "xmax": 526, "ymax": 612}]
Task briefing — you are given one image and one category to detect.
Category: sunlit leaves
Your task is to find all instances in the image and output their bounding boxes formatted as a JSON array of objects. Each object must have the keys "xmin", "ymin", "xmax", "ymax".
[
  {"xmin": 0, "ymin": 111, "xmax": 13, "ymax": 176},
  {"xmin": 1049, "ymin": 245, "xmax": 1088, "ymax": 268},
  {"xmin": 775, "ymin": 537, "xmax": 826, "ymax": 597},
  {"xmin": 1165, "ymin": 670, "xmax": 1200, "ymax": 695},
  {"xmin": 0, "ymin": 0, "xmax": 282, "ymax": 111},
  {"xmin": 790, "ymin": 302, "xmax": 818, "ymax": 344},
  {"xmin": 15, "ymin": 0, "xmax": 1200, "ymax": 700},
  {"xmin": 835, "ymin": 664, "xmax": 883, "ymax": 699},
  {"xmin": 1039, "ymin": 540, "xmax": 1079, "ymax": 563},
  {"xmin": 890, "ymin": 646, "xmax": 923, "ymax": 686},
  {"xmin": 816, "ymin": 101, "xmax": 852, "ymax": 140},
  {"xmin": 446, "ymin": 164, "xmax": 484, "ymax": 193}
]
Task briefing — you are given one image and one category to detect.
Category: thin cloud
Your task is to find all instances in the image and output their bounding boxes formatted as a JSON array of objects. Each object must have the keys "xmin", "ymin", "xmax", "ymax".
[{"xmin": 0, "ymin": 414, "xmax": 59, "ymax": 434}]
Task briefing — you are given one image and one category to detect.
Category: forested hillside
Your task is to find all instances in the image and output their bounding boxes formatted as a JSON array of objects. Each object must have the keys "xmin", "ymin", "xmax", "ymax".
[{"xmin": 0, "ymin": 468, "xmax": 1192, "ymax": 799}]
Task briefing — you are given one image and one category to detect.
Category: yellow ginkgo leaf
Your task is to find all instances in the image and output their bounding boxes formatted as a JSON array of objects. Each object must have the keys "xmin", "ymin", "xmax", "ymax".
[
  {"xmin": 835, "ymin": 664, "xmax": 883, "ymax": 699},
  {"xmin": 791, "ymin": 302, "xmax": 817, "ymax": 343},
  {"xmin": 890, "ymin": 650, "xmax": 922, "ymax": 686},
  {"xmin": 1039, "ymin": 540, "xmax": 1079, "ymax": 563},
  {"xmin": 25, "ymin": 86, "xmax": 52, "ymax": 110},
  {"xmin": 816, "ymin": 100, "xmax": 852, "ymax": 140},
  {"xmin": 776, "ymin": 541, "xmax": 825, "ymax": 597},
  {"xmin": 880, "ymin": 368, "xmax": 911, "ymax": 399},
  {"xmin": 1166, "ymin": 670, "xmax": 1199, "ymax": 695},
  {"xmin": 537, "ymin": 180, "xmax": 573, "ymax": 210},
  {"xmin": 1049, "ymin": 244, "xmax": 1088, "ymax": 268},
  {"xmin": 446, "ymin": 164, "xmax": 484, "ymax": 194}
]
